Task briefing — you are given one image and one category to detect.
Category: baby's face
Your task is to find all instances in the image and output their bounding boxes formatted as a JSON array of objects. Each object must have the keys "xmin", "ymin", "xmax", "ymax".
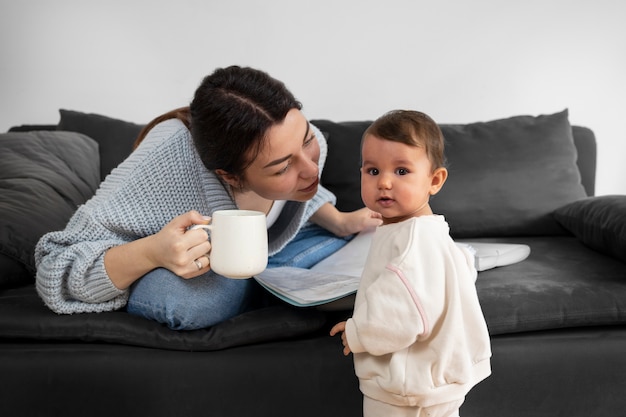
[{"xmin": 360, "ymin": 134, "xmax": 434, "ymax": 224}]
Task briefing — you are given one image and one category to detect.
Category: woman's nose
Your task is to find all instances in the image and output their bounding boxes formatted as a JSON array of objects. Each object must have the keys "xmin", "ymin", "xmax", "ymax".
[{"xmin": 299, "ymin": 155, "xmax": 319, "ymax": 179}]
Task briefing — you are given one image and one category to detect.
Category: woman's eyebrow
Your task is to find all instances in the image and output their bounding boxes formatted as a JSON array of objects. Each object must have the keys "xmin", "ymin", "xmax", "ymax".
[
  {"xmin": 302, "ymin": 122, "xmax": 311, "ymax": 143},
  {"xmin": 263, "ymin": 154, "xmax": 291, "ymax": 169},
  {"xmin": 262, "ymin": 122, "xmax": 312, "ymax": 169}
]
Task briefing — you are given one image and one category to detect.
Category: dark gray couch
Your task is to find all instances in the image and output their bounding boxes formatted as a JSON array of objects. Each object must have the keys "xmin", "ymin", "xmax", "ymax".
[{"xmin": 1, "ymin": 108, "xmax": 625, "ymax": 417}]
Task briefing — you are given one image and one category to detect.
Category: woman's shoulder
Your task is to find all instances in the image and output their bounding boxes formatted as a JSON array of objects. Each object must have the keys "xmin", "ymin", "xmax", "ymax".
[
  {"xmin": 139, "ymin": 118, "xmax": 192, "ymax": 148},
  {"xmin": 97, "ymin": 118, "xmax": 204, "ymax": 196},
  {"xmin": 124, "ymin": 118, "xmax": 196, "ymax": 171}
]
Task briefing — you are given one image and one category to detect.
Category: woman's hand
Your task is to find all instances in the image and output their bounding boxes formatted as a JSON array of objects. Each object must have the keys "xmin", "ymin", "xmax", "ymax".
[
  {"xmin": 311, "ymin": 203, "xmax": 382, "ymax": 237},
  {"xmin": 105, "ymin": 210, "xmax": 213, "ymax": 290},
  {"xmin": 146, "ymin": 210, "xmax": 213, "ymax": 278},
  {"xmin": 337, "ymin": 207, "xmax": 382, "ymax": 236},
  {"xmin": 330, "ymin": 321, "xmax": 352, "ymax": 356}
]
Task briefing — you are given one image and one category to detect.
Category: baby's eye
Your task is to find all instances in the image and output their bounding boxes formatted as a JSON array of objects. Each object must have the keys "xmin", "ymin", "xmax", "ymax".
[
  {"xmin": 396, "ymin": 168, "xmax": 409, "ymax": 175},
  {"xmin": 366, "ymin": 168, "xmax": 379, "ymax": 176}
]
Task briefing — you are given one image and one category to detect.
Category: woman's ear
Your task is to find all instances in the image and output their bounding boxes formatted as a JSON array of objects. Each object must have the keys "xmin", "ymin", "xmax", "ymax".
[
  {"xmin": 215, "ymin": 169, "xmax": 242, "ymax": 189},
  {"xmin": 429, "ymin": 167, "xmax": 448, "ymax": 196}
]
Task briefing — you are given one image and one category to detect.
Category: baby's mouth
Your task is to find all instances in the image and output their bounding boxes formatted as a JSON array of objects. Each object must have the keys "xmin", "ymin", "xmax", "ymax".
[{"xmin": 377, "ymin": 196, "xmax": 394, "ymax": 207}]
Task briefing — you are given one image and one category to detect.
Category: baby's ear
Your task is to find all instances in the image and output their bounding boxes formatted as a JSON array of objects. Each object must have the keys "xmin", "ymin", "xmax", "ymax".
[{"xmin": 429, "ymin": 167, "xmax": 448, "ymax": 196}]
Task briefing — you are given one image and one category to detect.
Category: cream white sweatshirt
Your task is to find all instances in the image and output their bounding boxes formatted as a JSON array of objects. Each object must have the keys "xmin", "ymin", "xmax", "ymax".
[{"xmin": 345, "ymin": 215, "xmax": 491, "ymax": 408}]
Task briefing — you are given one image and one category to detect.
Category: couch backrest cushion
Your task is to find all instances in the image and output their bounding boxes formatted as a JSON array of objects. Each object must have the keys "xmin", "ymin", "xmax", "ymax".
[
  {"xmin": 57, "ymin": 109, "xmax": 145, "ymax": 182},
  {"xmin": 0, "ymin": 131, "xmax": 101, "ymax": 289},
  {"xmin": 434, "ymin": 109, "xmax": 587, "ymax": 237},
  {"xmin": 314, "ymin": 109, "xmax": 589, "ymax": 238}
]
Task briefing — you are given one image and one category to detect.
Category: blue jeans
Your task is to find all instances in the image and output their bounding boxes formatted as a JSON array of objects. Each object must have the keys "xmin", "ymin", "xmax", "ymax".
[
  {"xmin": 127, "ymin": 224, "xmax": 352, "ymax": 330},
  {"xmin": 267, "ymin": 223, "xmax": 353, "ymax": 268},
  {"xmin": 127, "ymin": 269, "xmax": 255, "ymax": 330}
]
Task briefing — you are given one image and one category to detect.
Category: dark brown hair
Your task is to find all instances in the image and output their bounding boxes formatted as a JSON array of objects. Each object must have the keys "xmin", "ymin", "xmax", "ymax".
[
  {"xmin": 134, "ymin": 66, "xmax": 302, "ymax": 179},
  {"xmin": 133, "ymin": 106, "xmax": 190, "ymax": 149}
]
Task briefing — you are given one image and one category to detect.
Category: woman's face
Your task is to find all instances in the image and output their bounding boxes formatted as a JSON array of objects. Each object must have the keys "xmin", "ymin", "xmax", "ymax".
[{"xmin": 241, "ymin": 108, "xmax": 321, "ymax": 202}]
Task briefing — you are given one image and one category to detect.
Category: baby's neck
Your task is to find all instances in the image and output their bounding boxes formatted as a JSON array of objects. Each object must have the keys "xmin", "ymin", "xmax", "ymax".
[{"xmin": 382, "ymin": 201, "xmax": 432, "ymax": 225}]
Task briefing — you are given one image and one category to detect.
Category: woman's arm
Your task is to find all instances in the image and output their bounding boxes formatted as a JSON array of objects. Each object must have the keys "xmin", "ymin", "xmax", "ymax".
[
  {"xmin": 310, "ymin": 203, "xmax": 382, "ymax": 237},
  {"xmin": 105, "ymin": 211, "xmax": 212, "ymax": 289}
]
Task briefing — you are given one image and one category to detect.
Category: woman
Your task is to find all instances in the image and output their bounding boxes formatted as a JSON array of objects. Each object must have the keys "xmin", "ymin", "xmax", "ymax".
[{"xmin": 35, "ymin": 66, "xmax": 380, "ymax": 330}]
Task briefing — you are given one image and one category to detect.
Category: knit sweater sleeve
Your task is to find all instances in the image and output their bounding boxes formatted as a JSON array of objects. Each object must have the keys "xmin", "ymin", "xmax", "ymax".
[
  {"xmin": 35, "ymin": 209, "xmax": 130, "ymax": 313},
  {"xmin": 35, "ymin": 119, "xmax": 235, "ymax": 314}
]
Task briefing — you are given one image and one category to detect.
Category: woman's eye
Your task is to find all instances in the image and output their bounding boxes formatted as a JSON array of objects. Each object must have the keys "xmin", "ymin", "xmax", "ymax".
[
  {"xmin": 276, "ymin": 162, "xmax": 291, "ymax": 175},
  {"xmin": 304, "ymin": 134, "xmax": 316, "ymax": 147}
]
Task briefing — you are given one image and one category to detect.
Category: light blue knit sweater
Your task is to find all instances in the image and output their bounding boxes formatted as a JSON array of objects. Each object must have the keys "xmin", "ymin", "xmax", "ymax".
[{"xmin": 35, "ymin": 119, "xmax": 335, "ymax": 314}]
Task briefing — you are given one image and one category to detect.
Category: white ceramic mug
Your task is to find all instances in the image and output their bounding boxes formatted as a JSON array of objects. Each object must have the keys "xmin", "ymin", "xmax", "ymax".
[{"xmin": 191, "ymin": 210, "xmax": 268, "ymax": 279}]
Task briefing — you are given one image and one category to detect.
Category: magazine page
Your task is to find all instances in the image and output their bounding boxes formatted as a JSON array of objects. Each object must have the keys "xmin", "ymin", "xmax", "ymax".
[
  {"xmin": 254, "ymin": 227, "xmax": 533, "ymax": 306},
  {"xmin": 254, "ymin": 267, "xmax": 360, "ymax": 307},
  {"xmin": 254, "ymin": 228, "xmax": 375, "ymax": 307}
]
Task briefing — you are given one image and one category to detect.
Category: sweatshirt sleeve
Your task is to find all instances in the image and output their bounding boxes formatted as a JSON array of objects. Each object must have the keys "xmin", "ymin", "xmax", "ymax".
[{"xmin": 345, "ymin": 264, "xmax": 427, "ymax": 356}]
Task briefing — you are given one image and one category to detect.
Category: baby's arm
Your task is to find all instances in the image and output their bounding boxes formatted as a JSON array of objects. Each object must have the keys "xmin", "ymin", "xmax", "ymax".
[
  {"xmin": 330, "ymin": 321, "xmax": 352, "ymax": 356},
  {"xmin": 345, "ymin": 268, "xmax": 426, "ymax": 356},
  {"xmin": 311, "ymin": 203, "xmax": 381, "ymax": 237}
]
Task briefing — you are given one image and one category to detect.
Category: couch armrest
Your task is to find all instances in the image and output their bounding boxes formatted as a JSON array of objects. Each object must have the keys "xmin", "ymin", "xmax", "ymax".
[
  {"xmin": 554, "ymin": 195, "xmax": 626, "ymax": 264},
  {"xmin": 572, "ymin": 126, "xmax": 597, "ymax": 197}
]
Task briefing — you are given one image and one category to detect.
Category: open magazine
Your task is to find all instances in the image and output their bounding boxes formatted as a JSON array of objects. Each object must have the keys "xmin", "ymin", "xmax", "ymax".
[
  {"xmin": 253, "ymin": 267, "xmax": 360, "ymax": 307},
  {"xmin": 254, "ymin": 228, "xmax": 531, "ymax": 307},
  {"xmin": 254, "ymin": 228, "xmax": 374, "ymax": 307}
]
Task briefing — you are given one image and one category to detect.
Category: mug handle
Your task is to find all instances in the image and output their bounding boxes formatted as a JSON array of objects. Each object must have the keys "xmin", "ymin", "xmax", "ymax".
[
  {"xmin": 189, "ymin": 225, "xmax": 213, "ymax": 263},
  {"xmin": 189, "ymin": 224, "xmax": 213, "ymax": 243},
  {"xmin": 190, "ymin": 224, "xmax": 213, "ymax": 233}
]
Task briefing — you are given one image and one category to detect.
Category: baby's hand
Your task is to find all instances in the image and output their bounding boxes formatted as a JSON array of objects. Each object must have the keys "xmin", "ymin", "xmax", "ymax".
[{"xmin": 330, "ymin": 321, "xmax": 352, "ymax": 356}]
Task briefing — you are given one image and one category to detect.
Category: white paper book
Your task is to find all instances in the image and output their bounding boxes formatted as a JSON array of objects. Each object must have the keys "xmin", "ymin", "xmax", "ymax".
[
  {"xmin": 254, "ymin": 267, "xmax": 360, "ymax": 307},
  {"xmin": 253, "ymin": 228, "xmax": 375, "ymax": 307},
  {"xmin": 255, "ymin": 228, "xmax": 531, "ymax": 307}
]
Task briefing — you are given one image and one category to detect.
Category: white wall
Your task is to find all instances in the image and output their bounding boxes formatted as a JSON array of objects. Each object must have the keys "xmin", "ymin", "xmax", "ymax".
[{"xmin": 1, "ymin": 0, "xmax": 625, "ymax": 195}]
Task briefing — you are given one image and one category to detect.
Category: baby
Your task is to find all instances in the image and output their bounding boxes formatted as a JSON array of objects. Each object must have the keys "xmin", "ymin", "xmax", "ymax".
[{"xmin": 330, "ymin": 110, "xmax": 491, "ymax": 417}]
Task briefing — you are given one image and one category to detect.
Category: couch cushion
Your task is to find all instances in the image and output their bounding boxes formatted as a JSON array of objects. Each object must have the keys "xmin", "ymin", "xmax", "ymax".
[
  {"xmin": 0, "ymin": 284, "xmax": 326, "ymax": 351},
  {"xmin": 315, "ymin": 110, "xmax": 588, "ymax": 238},
  {"xmin": 554, "ymin": 195, "xmax": 626, "ymax": 264},
  {"xmin": 57, "ymin": 109, "xmax": 145, "ymax": 182},
  {"xmin": 0, "ymin": 131, "xmax": 100, "ymax": 288},
  {"xmin": 468, "ymin": 236, "xmax": 626, "ymax": 335}
]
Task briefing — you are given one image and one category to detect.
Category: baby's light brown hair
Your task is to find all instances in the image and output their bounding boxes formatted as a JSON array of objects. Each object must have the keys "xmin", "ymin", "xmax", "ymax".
[{"xmin": 364, "ymin": 110, "xmax": 446, "ymax": 172}]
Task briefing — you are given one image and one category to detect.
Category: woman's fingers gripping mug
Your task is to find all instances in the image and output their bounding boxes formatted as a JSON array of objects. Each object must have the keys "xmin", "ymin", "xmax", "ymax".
[{"xmin": 191, "ymin": 210, "xmax": 268, "ymax": 279}]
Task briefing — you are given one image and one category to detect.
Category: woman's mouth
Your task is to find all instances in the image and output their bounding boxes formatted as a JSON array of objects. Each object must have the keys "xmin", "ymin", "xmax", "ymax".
[{"xmin": 300, "ymin": 178, "xmax": 319, "ymax": 193}]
